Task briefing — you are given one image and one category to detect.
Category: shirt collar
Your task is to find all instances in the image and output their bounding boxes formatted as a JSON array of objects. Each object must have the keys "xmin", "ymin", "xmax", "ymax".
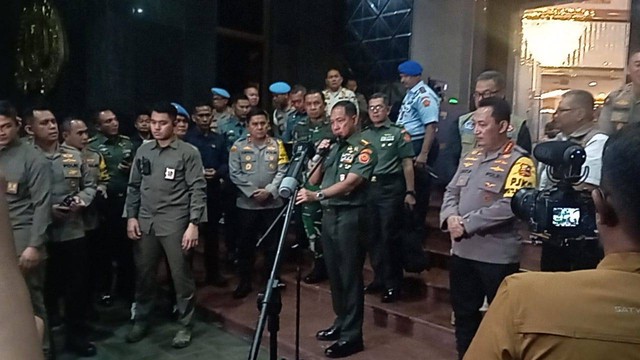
[
  {"xmin": 597, "ymin": 253, "xmax": 640, "ymax": 273},
  {"xmin": 409, "ymin": 80, "xmax": 425, "ymax": 94},
  {"xmin": 565, "ymin": 123, "xmax": 595, "ymax": 140},
  {"xmin": 151, "ymin": 136, "xmax": 179, "ymax": 150}
]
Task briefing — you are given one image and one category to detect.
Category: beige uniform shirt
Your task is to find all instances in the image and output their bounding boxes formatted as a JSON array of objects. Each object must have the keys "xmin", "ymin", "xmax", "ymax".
[
  {"xmin": 229, "ymin": 136, "xmax": 289, "ymax": 210},
  {"xmin": 440, "ymin": 141, "xmax": 537, "ymax": 264},
  {"xmin": 465, "ymin": 252, "xmax": 640, "ymax": 359},
  {"xmin": 598, "ymin": 82, "xmax": 640, "ymax": 134},
  {"xmin": 44, "ymin": 144, "xmax": 97, "ymax": 242},
  {"xmin": 323, "ymin": 87, "xmax": 359, "ymax": 115}
]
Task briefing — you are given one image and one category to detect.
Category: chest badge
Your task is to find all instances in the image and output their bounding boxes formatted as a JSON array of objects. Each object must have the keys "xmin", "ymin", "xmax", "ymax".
[
  {"xmin": 164, "ymin": 167, "xmax": 176, "ymax": 180},
  {"xmin": 245, "ymin": 163, "xmax": 253, "ymax": 171},
  {"xmin": 6, "ymin": 182, "xmax": 18, "ymax": 194}
]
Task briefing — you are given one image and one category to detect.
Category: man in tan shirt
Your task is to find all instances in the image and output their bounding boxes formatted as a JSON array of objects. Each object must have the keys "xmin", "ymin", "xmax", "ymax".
[{"xmin": 465, "ymin": 123, "xmax": 640, "ymax": 359}]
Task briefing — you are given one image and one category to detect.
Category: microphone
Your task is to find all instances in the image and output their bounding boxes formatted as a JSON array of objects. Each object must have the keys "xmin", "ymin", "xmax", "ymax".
[
  {"xmin": 310, "ymin": 138, "xmax": 336, "ymax": 163},
  {"xmin": 533, "ymin": 141, "xmax": 586, "ymax": 168},
  {"xmin": 279, "ymin": 142, "xmax": 312, "ymax": 199}
]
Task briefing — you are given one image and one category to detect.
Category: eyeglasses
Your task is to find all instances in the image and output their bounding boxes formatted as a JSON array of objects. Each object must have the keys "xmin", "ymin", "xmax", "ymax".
[
  {"xmin": 368, "ymin": 105, "xmax": 386, "ymax": 112},
  {"xmin": 472, "ymin": 90, "xmax": 501, "ymax": 99}
]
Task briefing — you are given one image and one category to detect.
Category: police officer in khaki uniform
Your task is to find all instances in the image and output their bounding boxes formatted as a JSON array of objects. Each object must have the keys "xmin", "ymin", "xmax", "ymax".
[
  {"xmin": 466, "ymin": 124, "xmax": 640, "ymax": 360},
  {"xmin": 89, "ymin": 109, "xmax": 135, "ymax": 306},
  {"xmin": 361, "ymin": 93, "xmax": 415, "ymax": 303},
  {"xmin": 292, "ymin": 90, "xmax": 333, "ymax": 284},
  {"xmin": 25, "ymin": 106, "xmax": 98, "ymax": 357},
  {"xmin": 598, "ymin": 50, "xmax": 640, "ymax": 134},
  {"xmin": 229, "ymin": 108, "xmax": 289, "ymax": 299},
  {"xmin": 323, "ymin": 68, "xmax": 359, "ymax": 115},
  {"xmin": 0, "ymin": 101, "xmax": 52, "ymax": 358},
  {"xmin": 125, "ymin": 103, "xmax": 207, "ymax": 348},
  {"xmin": 297, "ymin": 100, "xmax": 377, "ymax": 358},
  {"xmin": 455, "ymin": 70, "xmax": 531, "ymax": 160},
  {"xmin": 440, "ymin": 97, "xmax": 536, "ymax": 359},
  {"xmin": 61, "ymin": 118, "xmax": 110, "ymax": 309}
]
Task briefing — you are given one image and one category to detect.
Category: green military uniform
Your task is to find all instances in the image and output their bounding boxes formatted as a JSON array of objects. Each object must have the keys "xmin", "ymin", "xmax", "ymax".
[
  {"xmin": 0, "ymin": 138, "xmax": 52, "ymax": 345},
  {"xmin": 292, "ymin": 116, "xmax": 333, "ymax": 259},
  {"xmin": 319, "ymin": 133, "xmax": 377, "ymax": 343},
  {"xmin": 40, "ymin": 142, "xmax": 96, "ymax": 342},
  {"xmin": 88, "ymin": 132, "xmax": 135, "ymax": 300},
  {"xmin": 125, "ymin": 137, "xmax": 207, "ymax": 329},
  {"xmin": 228, "ymin": 136, "xmax": 288, "ymax": 291},
  {"xmin": 219, "ymin": 116, "xmax": 247, "ymax": 150},
  {"xmin": 458, "ymin": 112, "xmax": 530, "ymax": 157},
  {"xmin": 361, "ymin": 120, "xmax": 414, "ymax": 291},
  {"xmin": 598, "ymin": 82, "xmax": 640, "ymax": 134}
]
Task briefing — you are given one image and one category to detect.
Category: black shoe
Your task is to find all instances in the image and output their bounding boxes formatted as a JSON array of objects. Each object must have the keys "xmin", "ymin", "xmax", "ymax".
[
  {"xmin": 324, "ymin": 340, "xmax": 364, "ymax": 358},
  {"xmin": 232, "ymin": 281, "xmax": 252, "ymax": 299},
  {"xmin": 304, "ymin": 258, "xmax": 328, "ymax": 284},
  {"xmin": 98, "ymin": 293, "xmax": 114, "ymax": 307},
  {"xmin": 381, "ymin": 288, "xmax": 400, "ymax": 303},
  {"xmin": 316, "ymin": 325, "xmax": 340, "ymax": 341},
  {"xmin": 66, "ymin": 338, "xmax": 97, "ymax": 357},
  {"xmin": 363, "ymin": 281, "xmax": 383, "ymax": 294},
  {"xmin": 206, "ymin": 273, "xmax": 229, "ymax": 287}
]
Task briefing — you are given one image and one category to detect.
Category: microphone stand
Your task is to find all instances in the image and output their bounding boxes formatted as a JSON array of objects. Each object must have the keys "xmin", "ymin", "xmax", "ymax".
[{"xmin": 248, "ymin": 153, "xmax": 327, "ymax": 360}]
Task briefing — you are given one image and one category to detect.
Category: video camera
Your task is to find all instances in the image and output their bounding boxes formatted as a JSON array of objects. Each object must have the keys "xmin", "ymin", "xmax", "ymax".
[{"xmin": 510, "ymin": 141, "xmax": 597, "ymax": 243}]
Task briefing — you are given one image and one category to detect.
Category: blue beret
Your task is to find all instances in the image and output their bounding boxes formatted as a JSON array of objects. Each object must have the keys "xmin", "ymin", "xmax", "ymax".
[
  {"xmin": 269, "ymin": 81, "xmax": 291, "ymax": 94},
  {"xmin": 398, "ymin": 60, "xmax": 423, "ymax": 76},
  {"xmin": 210, "ymin": 87, "xmax": 231, "ymax": 99},
  {"xmin": 171, "ymin": 102, "xmax": 190, "ymax": 118}
]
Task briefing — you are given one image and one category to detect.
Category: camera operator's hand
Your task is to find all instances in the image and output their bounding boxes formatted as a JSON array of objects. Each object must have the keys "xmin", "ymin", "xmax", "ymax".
[{"xmin": 447, "ymin": 216, "xmax": 465, "ymax": 240}]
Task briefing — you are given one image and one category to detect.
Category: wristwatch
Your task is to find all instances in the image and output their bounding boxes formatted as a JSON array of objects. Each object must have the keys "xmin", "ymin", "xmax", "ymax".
[
  {"xmin": 405, "ymin": 190, "xmax": 416, "ymax": 197},
  {"xmin": 316, "ymin": 191, "xmax": 326, "ymax": 200}
]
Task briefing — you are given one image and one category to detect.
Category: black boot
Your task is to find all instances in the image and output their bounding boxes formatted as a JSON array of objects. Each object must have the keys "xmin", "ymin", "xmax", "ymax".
[{"xmin": 304, "ymin": 257, "xmax": 328, "ymax": 284}]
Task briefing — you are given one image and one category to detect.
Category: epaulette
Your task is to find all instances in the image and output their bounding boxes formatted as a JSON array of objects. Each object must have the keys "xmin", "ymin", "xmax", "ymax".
[
  {"xmin": 88, "ymin": 136, "xmax": 99, "ymax": 143},
  {"xmin": 359, "ymin": 139, "xmax": 371, "ymax": 146},
  {"xmin": 418, "ymin": 86, "xmax": 426, "ymax": 94},
  {"xmin": 119, "ymin": 134, "xmax": 130, "ymax": 140}
]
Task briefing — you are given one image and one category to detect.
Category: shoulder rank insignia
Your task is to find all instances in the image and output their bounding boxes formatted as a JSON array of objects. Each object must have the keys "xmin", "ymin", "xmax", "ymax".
[
  {"xmin": 463, "ymin": 162, "xmax": 474, "ymax": 168},
  {"xmin": 490, "ymin": 166, "xmax": 505, "ymax": 172}
]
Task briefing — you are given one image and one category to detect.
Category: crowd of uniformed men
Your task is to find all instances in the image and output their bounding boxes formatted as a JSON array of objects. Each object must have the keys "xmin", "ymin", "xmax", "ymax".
[{"xmin": 0, "ymin": 51, "xmax": 638, "ymax": 359}]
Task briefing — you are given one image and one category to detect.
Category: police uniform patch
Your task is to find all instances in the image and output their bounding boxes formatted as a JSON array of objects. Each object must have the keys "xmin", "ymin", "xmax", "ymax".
[
  {"xmin": 402, "ymin": 130, "xmax": 411, "ymax": 143},
  {"xmin": 164, "ymin": 167, "xmax": 175, "ymax": 180},
  {"xmin": 358, "ymin": 152, "xmax": 371, "ymax": 164},
  {"xmin": 67, "ymin": 169, "xmax": 80, "ymax": 176},
  {"xmin": 422, "ymin": 98, "xmax": 431, "ymax": 107},
  {"xmin": 504, "ymin": 157, "xmax": 537, "ymax": 198},
  {"xmin": 518, "ymin": 163, "xmax": 532, "ymax": 177},
  {"xmin": 6, "ymin": 182, "xmax": 18, "ymax": 194}
]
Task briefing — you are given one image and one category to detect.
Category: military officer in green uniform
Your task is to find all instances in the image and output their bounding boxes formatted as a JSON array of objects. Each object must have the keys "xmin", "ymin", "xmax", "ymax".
[
  {"xmin": 61, "ymin": 117, "xmax": 110, "ymax": 310},
  {"xmin": 361, "ymin": 93, "xmax": 415, "ymax": 303},
  {"xmin": 281, "ymin": 85, "xmax": 308, "ymax": 144},
  {"xmin": 297, "ymin": 100, "xmax": 377, "ymax": 358},
  {"xmin": 25, "ymin": 106, "xmax": 98, "ymax": 357},
  {"xmin": 228, "ymin": 108, "xmax": 289, "ymax": 298},
  {"xmin": 598, "ymin": 50, "xmax": 640, "ymax": 134},
  {"xmin": 220, "ymin": 94, "xmax": 252, "ymax": 150},
  {"xmin": 88, "ymin": 108, "xmax": 135, "ymax": 306},
  {"xmin": 292, "ymin": 90, "xmax": 333, "ymax": 284},
  {"xmin": 0, "ymin": 101, "xmax": 52, "ymax": 358},
  {"xmin": 125, "ymin": 103, "xmax": 206, "ymax": 348}
]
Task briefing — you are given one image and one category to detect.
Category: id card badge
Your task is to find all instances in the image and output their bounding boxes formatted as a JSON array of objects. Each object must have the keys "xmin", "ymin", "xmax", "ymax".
[{"xmin": 164, "ymin": 167, "xmax": 176, "ymax": 180}]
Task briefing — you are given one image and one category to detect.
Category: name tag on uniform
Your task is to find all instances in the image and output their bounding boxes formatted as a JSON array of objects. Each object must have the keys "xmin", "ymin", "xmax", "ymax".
[
  {"xmin": 380, "ymin": 134, "xmax": 394, "ymax": 142},
  {"xmin": 6, "ymin": 182, "xmax": 18, "ymax": 194},
  {"xmin": 165, "ymin": 167, "xmax": 176, "ymax": 180}
]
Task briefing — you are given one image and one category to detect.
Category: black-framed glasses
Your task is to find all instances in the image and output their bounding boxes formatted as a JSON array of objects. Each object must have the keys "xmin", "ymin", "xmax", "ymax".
[{"xmin": 472, "ymin": 90, "xmax": 501, "ymax": 99}]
